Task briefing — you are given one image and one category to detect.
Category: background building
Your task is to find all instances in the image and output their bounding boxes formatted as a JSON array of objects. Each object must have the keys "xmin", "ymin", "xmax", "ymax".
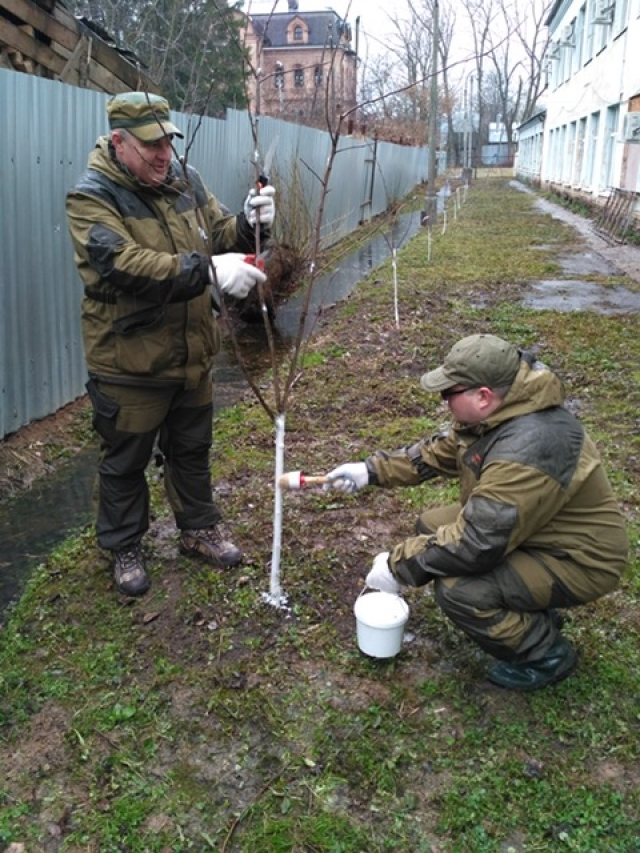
[
  {"xmin": 516, "ymin": 0, "xmax": 640, "ymax": 228},
  {"xmin": 514, "ymin": 110, "xmax": 546, "ymax": 183},
  {"xmin": 243, "ymin": 0, "xmax": 359, "ymax": 127}
]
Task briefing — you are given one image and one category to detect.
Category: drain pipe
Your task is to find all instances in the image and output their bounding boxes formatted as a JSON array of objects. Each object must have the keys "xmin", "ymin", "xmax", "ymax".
[{"xmin": 424, "ymin": 0, "xmax": 439, "ymax": 228}]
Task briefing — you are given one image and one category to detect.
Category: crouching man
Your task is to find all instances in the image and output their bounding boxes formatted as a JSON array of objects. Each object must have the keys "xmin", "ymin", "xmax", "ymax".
[{"xmin": 325, "ymin": 334, "xmax": 628, "ymax": 691}]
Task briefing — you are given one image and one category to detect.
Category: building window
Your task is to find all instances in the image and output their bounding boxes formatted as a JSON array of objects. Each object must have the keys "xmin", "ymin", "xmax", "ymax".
[
  {"xmin": 314, "ymin": 66, "xmax": 323, "ymax": 86},
  {"xmin": 294, "ymin": 25, "xmax": 303, "ymax": 40},
  {"xmin": 584, "ymin": 111, "xmax": 600, "ymax": 188},
  {"xmin": 574, "ymin": 116, "xmax": 587, "ymax": 184},
  {"xmin": 613, "ymin": 0, "xmax": 629, "ymax": 31},
  {"xmin": 575, "ymin": 6, "xmax": 585, "ymax": 68},
  {"xmin": 294, "ymin": 66, "xmax": 304, "ymax": 87},
  {"xmin": 602, "ymin": 104, "xmax": 619, "ymax": 189}
]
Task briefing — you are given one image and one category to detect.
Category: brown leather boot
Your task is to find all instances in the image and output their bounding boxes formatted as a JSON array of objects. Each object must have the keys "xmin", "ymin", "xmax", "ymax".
[{"xmin": 179, "ymin": 527, "xmax": 243, "ymax": 568}]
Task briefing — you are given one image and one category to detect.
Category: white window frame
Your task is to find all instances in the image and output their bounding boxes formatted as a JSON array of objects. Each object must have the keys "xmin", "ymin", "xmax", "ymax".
[{"xmin": 601, "ymin": 104, "xmax": 620, "ymax": 190}]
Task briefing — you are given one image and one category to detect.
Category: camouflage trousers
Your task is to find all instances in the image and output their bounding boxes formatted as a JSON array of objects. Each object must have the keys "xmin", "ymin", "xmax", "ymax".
[
  {"xmin": 86, "ymin": 376, "xmax": 220, "ymax": 552},
  {"xmin": 418, "ymin": 505, "xmax": 619, "ymax": 663}
]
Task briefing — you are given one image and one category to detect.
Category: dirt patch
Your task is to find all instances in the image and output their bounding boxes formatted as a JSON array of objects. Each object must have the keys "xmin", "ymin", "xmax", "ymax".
[
  {"xmin": 0, "ymin": 398, "xmax": 91, "ymax": 501},
  {"xmin": 2, "ymin": 703, "xmax": 72, "ymax": 779},
  {"xmin": 590, "ymin": 759, "xmax": 640, "ymax": 794}
]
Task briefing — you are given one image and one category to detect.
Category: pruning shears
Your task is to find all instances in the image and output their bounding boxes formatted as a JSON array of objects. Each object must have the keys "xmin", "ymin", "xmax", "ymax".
[
  {"xmin": 256, "ymin": 135, "xmax": 278, "ymax": 191},
  {"xmin": 244, "ymin": 253, "xmax": 266, "ymax": 272}
]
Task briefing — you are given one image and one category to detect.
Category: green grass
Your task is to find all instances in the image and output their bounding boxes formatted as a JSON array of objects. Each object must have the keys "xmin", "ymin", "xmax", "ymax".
[{"xmin": 1, "ymin": 176, "xmax": 639, "ymax": 851}]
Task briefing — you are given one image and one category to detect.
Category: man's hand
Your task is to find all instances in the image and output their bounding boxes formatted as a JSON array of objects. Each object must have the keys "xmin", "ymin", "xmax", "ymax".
[
  {"xmin": 323, "ymin": 462, "xmax": 369, "ymax": 494},
  {"xmin": 365, "ymin": 552, "xmax": 402, "ymax": 594},
  {"xmin": 244, "ymin": 185, "xmax": 276, "ymax": 227},
  {"xmin": 210, "ymin": 253, "xmax": 267, "ymax": 300}
]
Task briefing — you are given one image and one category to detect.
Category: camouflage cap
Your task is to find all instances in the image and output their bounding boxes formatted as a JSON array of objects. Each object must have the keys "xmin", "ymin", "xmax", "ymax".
[
  {"xmin": 420, "ymin": 334, "xmax": 521, "ymax": 393},
  {"xmin": 107, "ymin": 92, "xmax": 183, "ymax": 142}
]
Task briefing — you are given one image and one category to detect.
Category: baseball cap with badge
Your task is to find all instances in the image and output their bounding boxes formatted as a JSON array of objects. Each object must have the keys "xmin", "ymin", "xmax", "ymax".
[
  {"xmin": 107, "ymin": 92, "xmax": 184, "ymax": 142},
  {"xmin": 420, "ymin": 334, "xmax": 521, "ymax": 393}
]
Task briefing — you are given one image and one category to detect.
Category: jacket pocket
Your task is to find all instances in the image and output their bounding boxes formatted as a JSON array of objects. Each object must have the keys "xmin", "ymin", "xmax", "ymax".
[
  {"xmin": 86, "ymin": 378, "xmax": 121, "ymax": 442},
  {"xmin": 113, "ymin": 306, "xmax": 174, "ymax": 375},
  {"xmin": 112, "ymin": 305, "xmax": 164, "ymax": 336},
  {"xmin": 86, "ymin": 377, "xmax": 120, "ymax": 419}
]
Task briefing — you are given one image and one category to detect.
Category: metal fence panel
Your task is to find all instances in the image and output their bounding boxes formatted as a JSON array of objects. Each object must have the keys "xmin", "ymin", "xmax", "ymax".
[{"xmin": 0, "ymin": 70, "xmax": 428, "ymax": 440}]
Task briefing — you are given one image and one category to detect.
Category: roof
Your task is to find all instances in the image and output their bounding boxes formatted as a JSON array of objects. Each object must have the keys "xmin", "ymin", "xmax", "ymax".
[
  {"xmin": 251, "ymin": 10, "xmax": 353, "ymax": 50},
  {"xmin": 545, "ymin": 0, "xmax": 564, "ymax": 27},
  {"xmin": 516, "ymin": 109, "xmax": 547, "ymax": 132}
]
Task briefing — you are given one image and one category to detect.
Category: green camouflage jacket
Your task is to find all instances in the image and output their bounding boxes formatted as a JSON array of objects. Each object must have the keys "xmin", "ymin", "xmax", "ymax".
[
  {"xmin": 366, "ymin": 353, "xmax": 628, "ymax": 586},
  {"xmin": 66, "ymin": 137, "xmax": 257, "ymax": 389}
]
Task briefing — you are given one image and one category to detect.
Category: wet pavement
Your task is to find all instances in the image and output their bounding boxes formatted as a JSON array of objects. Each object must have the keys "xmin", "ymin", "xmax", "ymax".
[
  {"xmin": 512, "ymin": 180, "xmax": 640, "ymax": 288},
  {"xmin": 522, "ymin": 280, "xmax": 640, "ymax": 314},
  {"xmin": 556, "ymin": 251, "xmax": 621, "ymax": 278},
  {"xmin": 510, "ymin": 180, "xmax": 640, "ymax": 314}
]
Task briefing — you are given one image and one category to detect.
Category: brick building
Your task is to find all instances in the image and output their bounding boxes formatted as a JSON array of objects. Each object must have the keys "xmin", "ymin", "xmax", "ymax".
[{"xmin": 243, "ymin": 0, "xmax": 359, "ymax": 126}]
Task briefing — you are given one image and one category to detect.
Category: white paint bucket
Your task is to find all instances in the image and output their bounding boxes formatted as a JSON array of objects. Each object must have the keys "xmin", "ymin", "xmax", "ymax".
[{"xmin": 354, "ymin": 591, "xmax": 410, "ymax": 658}]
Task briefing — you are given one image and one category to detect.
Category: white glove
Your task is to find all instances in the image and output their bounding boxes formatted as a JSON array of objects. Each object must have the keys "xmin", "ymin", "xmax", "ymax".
[
  {"xmin": 244, "ymin": 185, "xmax": 276, "ymax": 227},
  {"xmin": 366, "ymin": 552, "xmax": 402, "ymax": 594},
  {"xmin": 210, "ymin": 253, "xmax": 267, "ymax": 300},
  {"xmin": 324, "ymin": 462, "xmax": 369, "ymax": 494}
]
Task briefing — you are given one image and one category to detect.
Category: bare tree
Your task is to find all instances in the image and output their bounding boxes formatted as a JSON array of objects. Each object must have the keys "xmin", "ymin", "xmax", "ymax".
[
  {"xmin": 462, "ymin": 0, "xmax": 552, "ymax": 147},
  {"xmin": 406, "ymin": 0, "xmax": 458, "ymax": 171},
  {"xmin": 386, "ymin": 4, "xmax": 433, "ymax": 125},
  {"xmin": 357, "ymin": 7, "xmax": 432, "ymax": 142},
  {"xmin": 358, "ymin": 0, "xmax": 457, "ymax": 148},
  {"xmin": 510, "ymin": 0, "xmax": 553, "ymax": 122},
  {"xmin": 485, "ymin": 2, "xmax": 524, "ymax": 145},
  {"xmin": 460, "ymin": 0, "xmax": 496, "ymax": 156}
]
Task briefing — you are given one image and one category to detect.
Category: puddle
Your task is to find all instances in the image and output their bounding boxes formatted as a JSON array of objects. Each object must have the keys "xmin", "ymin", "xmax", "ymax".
[
  {"xmin": 0, "ymin": 447, "xmax": 97, "ymax": 616},
  {"xmin": 0, "ymin": 211, "xmax": 424, "ymax": 618},
  {"xmin": 275, "ymin": 210, "xmax": 422, "ymax": 338},
  {"xmin": 522, "ymin": 280, "xmax": 640, "ymax": 314},
  {"xmin": 557, "ymin": 253, "xmax": 621, "ymax": 277}
]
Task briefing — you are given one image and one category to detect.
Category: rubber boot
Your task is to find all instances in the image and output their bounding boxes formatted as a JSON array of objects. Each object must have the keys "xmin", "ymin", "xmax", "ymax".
[{"xmin": 488, "ymin": 636, "xmax": 577, "ymax": 692}]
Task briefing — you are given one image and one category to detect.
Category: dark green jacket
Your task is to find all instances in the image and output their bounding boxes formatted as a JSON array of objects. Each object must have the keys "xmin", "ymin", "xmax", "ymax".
[
  {"xmin": 366, "ymin": 354, "xmax": 628, "ymax": 586},
  {"xmin": 66, "ymin": 137, "xmax": 258, "ymax": 389}
]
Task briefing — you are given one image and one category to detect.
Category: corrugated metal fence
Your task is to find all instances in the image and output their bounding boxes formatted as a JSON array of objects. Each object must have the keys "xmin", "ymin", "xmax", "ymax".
[{"xmin": 0, "ymin": 69, "xmax": 429, "ymax": 440}]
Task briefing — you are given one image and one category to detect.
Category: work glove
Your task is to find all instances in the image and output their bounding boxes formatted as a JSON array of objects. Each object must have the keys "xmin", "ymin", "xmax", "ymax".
[
  {"xmin": 210, "ymin": 253, "xmax": 267, "ymax": 300},
  {"xmin": 243, "ymin": 185, "xmax": 276, "ymax": 227},
  {"xmin": 324, "ymin": 462, "xmax": 369, "ymax": 494},
  {"xmin": 365, "ymin": 552, "xmax": 402, "ymax": 595}
]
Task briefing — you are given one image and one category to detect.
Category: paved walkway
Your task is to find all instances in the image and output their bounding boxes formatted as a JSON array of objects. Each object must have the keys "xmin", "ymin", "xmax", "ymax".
[
  {"xmin": 511, "ymin": 181, "xmax": 640, "ymax": 287},
  {"xmin": 534, "ymin": 196, "xmax": 640, "ymax": 285}
]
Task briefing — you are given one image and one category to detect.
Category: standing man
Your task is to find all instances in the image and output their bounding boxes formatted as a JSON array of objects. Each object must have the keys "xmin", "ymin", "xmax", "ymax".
[
  {"xmin": 325, "ymin": 334, "xmax": 628, "ymax": 691},
  {"xmin": 66, "ymin": 92, "xmax": 276, "ymax": 597}
]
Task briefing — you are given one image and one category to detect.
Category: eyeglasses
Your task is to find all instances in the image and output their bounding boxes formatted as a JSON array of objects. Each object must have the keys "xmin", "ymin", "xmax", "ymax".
[{"xmin": 440, "ymin": 387, "xmax": 473, "ymax": 400}]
